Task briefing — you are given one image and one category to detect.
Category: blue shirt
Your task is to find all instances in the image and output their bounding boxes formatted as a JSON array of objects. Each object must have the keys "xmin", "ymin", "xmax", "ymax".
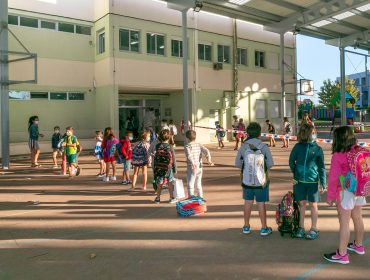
[
  {"xmin": 29, "ymin": 124, "xmax": 39, "ymax": 141},
  {"xmin": 51, "ymin": 133, "xmax": 62, "ymax": 149}
]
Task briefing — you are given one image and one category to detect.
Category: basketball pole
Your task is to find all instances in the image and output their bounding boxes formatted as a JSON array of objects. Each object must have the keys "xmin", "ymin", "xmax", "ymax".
[{"xmin": 0, "ymin": 0, "xmax": 10, "ymax": 169}]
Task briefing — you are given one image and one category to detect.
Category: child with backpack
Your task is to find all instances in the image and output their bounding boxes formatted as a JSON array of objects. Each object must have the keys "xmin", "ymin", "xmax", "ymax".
[
  {"xmin": 153, "ymin": 129, "xmax": 177, "ymax": 204},
  {"xmin": 289, "ymin": 123, "xmax": 326, "ymax": 240},
  {"xmin": 324, "ymin": 126, "xmax": 367, "ymax": 265},
  {"xmin": 185, "ymin": 130, "xmax": 214, "ymax": 200},
  {"xmin": 101, "ymin": 127, "xmax": 119, "ymax": 182},
  {"xmin": 265, "ymin": 120, "xmax": 276, "ymax": 147},
  {"xmin": 120, "ymin": 131, "xmax": 133, "ymax": 185},
  {"xmin": 58, "ymin": 132, "xmax": 67, "ymax": 176},
  {"xmin": 168, "ymin": 119, "xmax": 177, "ymax": 146},
  {"xmin": 235, "ymin": 122, "xmax": 274, "ymax": 236},
  {"xmin": 130, "ymin": 131, "xmax": 151, "ymax": 191},
  {"xmin": 51, "ymin": 126, "xmax": 62, "ymax": 168},
  {"xmin": 215, "ymin": 121, "xmax": 225, "ymax": 149},
  {"xmin": 282, "ymin": 117, "xmax": 292, "ymax": 148},
  {"xmin": 62, "ymin": 127, "xmax": 81, "ymax": 178},
  {"xmin": 94, "ymin": 131, "xmax": 105, "ymax": 177}
]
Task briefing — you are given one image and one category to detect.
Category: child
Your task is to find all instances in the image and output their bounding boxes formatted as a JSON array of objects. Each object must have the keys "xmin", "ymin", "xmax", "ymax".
[
  {"xmin": 168, "ymin": 119, "xmax": 177, "ymax": 146},
  {"xmin": 234, "ymin": 118, "xmax": 246, "ymax": 151},
  {"xmin": 153, "ymin": 129, "xmax": 177, "ymax": 204},
  {"xmin": 58, "ymin": 133, "xmax": 67, "ymax": 175},
  {"xmin": 101, "ymin": 127, "xmax": 119, "ymax": 182},
  {"xmin": 185, "ymin": 130, "xmax": 214, "ymax": 200},
  {"xmin": 324, "ymin": 126, "xmax": 367, "ymax": 265},
  {"xmin": 120, "ymin": 131, "xmax": 133, "ymax": 185},
  {"xmin": 94, "ymin": 131, "xmax": 105, "ymax": 177},
  {"xmin": 215, "ymin": 121, "xmax": 225, "ymax": 149},
  {"xmin": 62, "ymin": 127, "xmax": 80, "ymax": 178},
  {"xmin": 235, "ymin": 122, "xmax": 274, "ymax": 236},
  {"xmin": 282, "ymin": 117, "xmax": 292, "ymax": 148},
  {"xmin": 131, "ymin": 131, "xmax": 151, "ymax": 191},
  {"xmin": 265, "ymin": 120, "xmax": 276, "ymax": 147},
  {"xmin": 51, "ymin": 126, "xmax": 62, "ymax": 168},
  {"xmin": 289, "ymin": 124, "xmax": 326, "ymax": 240}
]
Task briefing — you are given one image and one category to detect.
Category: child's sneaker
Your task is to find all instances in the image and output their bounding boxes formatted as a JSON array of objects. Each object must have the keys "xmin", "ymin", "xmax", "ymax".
[
  {"xmin": 75, "ymin": 167, "xmax": 81, "ymax": 176},
  {"xmin": 347, "ymin": 241, "xmax": 365, "ymax": 255},
  {"xmin": 103, "ymin": 176, "xmax": 109, "ymax": 182},
  {"xmin": 260, "ymin": 227, "xmax": 272, "ymax": 236},
  {"xmin": 121, "ymin": 180, "xmax": 128, "ymax": 185},
  {"xmin": 52, "ymin": 165, "xmax": 59, "ymax": 169},
  {"xmin": 97, "ymin": 173, "xmax": 104, "ymax": 177},
  {"xmin": 242, "ymin": 225, "xmax": 251, "ymax": 234},
  {"xmin": 154, "ymin": 197, "xmax": 160, "ymax": 204},
  {"xmin": 323, "ymin": 250, "xmax": 349, "ymax": 264},
  {"xmin": 110, "ymin": 176, "xmax": 117, "ymax": 181},
  {"xmin": 169, "ymin": 198, "xmax": 178, "ymax": 204}
]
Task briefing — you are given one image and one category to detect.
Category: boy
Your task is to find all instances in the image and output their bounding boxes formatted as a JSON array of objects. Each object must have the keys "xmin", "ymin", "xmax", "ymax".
[
  {"xmin": 215, "ymin": 121, "xmax": 225, "ymax": 149},
  {"xmin": 120, "ymin": 131, "xmax": 133, "ymax": 185},
  {"xmin": 51, "ymin": 126, "xmax": 62, "ymax": 168},
  {"xmin": 62, "ymin": 127, "xmax": 81, "ymax": 178},
  {"xmin": 185, "ymin": 130, "xmax": 214, "ymax": 200},
  {"xmin": 94, "ymin": 131, "xmax": 105, "ymax": 177},
  {"xmin": 235, "ymin": 122, "xmax": 274, "ymax": 236},
  {"xmin": 265, "ymin": 120, "xmax": 276, "ymax": 147}
]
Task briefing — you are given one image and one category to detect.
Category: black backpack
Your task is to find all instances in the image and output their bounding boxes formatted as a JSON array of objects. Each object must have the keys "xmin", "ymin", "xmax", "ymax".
[{"xmin": 154, "ymin": 143, "xmax": 173, "ymax": 177}]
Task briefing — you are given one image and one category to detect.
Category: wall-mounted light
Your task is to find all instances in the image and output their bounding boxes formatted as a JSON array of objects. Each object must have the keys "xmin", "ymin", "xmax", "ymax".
[{"xmin": 194, "ymin": 1, "xmax": 203, "ymax": 12}]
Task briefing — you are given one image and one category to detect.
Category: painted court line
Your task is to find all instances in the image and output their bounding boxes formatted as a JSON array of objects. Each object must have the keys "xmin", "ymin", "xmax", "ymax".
[{"xmin": 294, "ymin": 237, "xmax": 370, "ymax": 280}]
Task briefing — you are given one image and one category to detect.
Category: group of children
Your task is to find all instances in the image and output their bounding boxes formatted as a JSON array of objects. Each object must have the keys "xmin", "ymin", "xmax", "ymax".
[
  {"xmin": 93, "ymin": 126, "xmax": 213, "ymax": 204},
  {"xmin": 235, "ymin": 121, "xmax": 367, "ymax": 265}
]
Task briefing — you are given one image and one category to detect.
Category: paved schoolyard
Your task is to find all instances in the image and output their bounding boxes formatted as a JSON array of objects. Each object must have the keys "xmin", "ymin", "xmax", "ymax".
[{"xmin": 0, "ymin": 141, "xmax": 369, "ymax": 280}]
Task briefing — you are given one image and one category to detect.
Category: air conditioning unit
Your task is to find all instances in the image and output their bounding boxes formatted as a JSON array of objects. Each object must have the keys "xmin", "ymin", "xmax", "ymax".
[{"xmin": 213, "ymin": 62, "xmax": 223, "ymax": 70}]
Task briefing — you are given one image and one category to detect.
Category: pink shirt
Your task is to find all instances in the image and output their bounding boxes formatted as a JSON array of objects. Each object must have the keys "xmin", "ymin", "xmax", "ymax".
[{"xmin": 327, "ymin": 152, "xmax": 349, "ymax": 202}]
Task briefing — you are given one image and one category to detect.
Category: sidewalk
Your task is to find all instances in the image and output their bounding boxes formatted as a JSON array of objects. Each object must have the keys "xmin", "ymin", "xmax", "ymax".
[{"xmin": 0, "ymin": 142, "xmax": 369, "ymax": 280}]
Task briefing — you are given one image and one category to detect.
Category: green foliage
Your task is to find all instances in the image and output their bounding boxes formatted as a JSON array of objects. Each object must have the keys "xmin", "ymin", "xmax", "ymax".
[{"xmin": 318, "ymin": 78, "xmax": 359, "ymax": 108}]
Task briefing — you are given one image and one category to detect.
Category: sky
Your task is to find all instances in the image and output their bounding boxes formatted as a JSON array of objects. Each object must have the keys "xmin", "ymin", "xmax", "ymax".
[{"xmin": 296, "ymin": 35, "xmax": 368, "ymax": 104}]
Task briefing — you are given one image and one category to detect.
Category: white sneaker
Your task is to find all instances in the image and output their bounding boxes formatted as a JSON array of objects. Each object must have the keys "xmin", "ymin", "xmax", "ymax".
[
  {"xmin": 103, "ymin": 176, "xmax": 109, "ymax": 182},
  {"xmin": 110, "ymin": 176, "xmax": 117, "ymax": 181}
]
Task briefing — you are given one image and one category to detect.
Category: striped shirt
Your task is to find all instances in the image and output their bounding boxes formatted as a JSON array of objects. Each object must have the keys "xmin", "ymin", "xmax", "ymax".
[{"xmin": 184, "ymin": 142, "xmax": 211, "ymax": 168}]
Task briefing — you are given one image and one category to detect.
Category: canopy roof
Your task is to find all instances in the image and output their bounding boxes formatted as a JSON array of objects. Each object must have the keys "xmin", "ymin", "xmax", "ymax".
[{"xmin": 166, "ymin": 0, "xmax": 370, "ymax": 50}]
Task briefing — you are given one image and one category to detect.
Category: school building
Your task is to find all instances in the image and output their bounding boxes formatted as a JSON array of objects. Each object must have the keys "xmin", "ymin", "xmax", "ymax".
[{"xmin": 5, "ymin": 0, "xmax": 296, "ymax": 150}]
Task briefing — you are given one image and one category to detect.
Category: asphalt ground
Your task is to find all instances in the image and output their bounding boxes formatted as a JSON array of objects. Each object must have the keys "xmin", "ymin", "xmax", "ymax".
[{"xmin": 0, "ymin": 140, "xmax": 369, "ymax": 280}]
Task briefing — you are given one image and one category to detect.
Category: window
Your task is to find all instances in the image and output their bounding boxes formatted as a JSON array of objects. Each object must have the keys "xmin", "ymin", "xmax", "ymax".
[
  {"xmin": 30, "ymin": 92, "xmax": 48, "ymax": 99},
  {"xmin": 20, "ymin": 17, "xmax": 38, "ymax": 28},
  {"xmin": 119, "ymin": 29, "xmax": 140, "ymax": 52},
  {"xmin": 217, "ymin": 45, "xmax": 230, "ymax": 63},
  {"xmin": 198, "ymin": 44, "xmax": 212, "ymax": 61},
  {"xmin": 269, "ymin": 100, "xmax": 281, "ymax": 118},
  {"xmin": 255, "ymin": 99, "xmax": 266, "ymax": 119},
  {"xmin": 237, "ymin": 48, "xmax": 247, "ymax": 66},
  {"xmin": 171, "ymin": 39, "xmax": 183, "ymax": 58},
  {"xmin": 98, "ymin": 32, "xmax": 105, "ymax": 54},
  {"xmin": 68, "ymin": 92, "xmax": 85, "ymax": 100},
  {"xmin": 8, "ymin": 15, "xmax": 18, "ymax": 25},
  {"xmin": 76, "ymin": 25, "xmax": 91, "ymax": 35},
  {"xmin": 50, "ymin": 92, "xmax": 67, "ymax": 100},
  {"xmin": 41, "ymin": 20, "xmax": 56, "ymax": 30},
  {"xmin": 146, "ymin": 33, "xmax": 165, "ymax": 55},
  {"xmin": 9, "ymin": 91, "xmax": 30, "ymax": 100},
  {"xmin": 58, "ymin": 22, "xmax": 74, "ymax": 33},
  {"xmin": 285, "ymin": 100, "xmax": 293, "ymax": 118},
  {"xmin": 255, "ymin": 51, "xmax": 265, "ymax": 68},
  {"xmin": 355, "ymin": 78, "xmax": 360, "ymax": 86}
]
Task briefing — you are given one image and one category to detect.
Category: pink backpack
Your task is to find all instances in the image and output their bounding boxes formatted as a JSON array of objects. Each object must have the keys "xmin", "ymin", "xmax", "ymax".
[{"xmin": 345, "ymin": 145, "xmax": 370, "ymax": 197}]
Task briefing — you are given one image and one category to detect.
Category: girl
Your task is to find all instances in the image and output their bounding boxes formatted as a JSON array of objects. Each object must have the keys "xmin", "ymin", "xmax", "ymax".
[
  {"xmin": 324, "ymin": 126, "xmax": 367, "ymax": 265},
  {"xmin": 289, "ymin": 124, "xmax": 326, "ymax": 240},
  {"xmin": 28, "ymin": 116, "xmax": 44, "ymax": 167},
  {"xmin": 94, "ymin": 131, "xmax": 106, "ymax": 177},
  {"xmin": 215, "ymin": 121, "xmax": 225, "ymax": 149},
  {"xmin": 265, "ymin": 119, "xmax": 276, "ymax": 147},
  {"xmin": 101, "ymin": 127, "xmax": 119, "ymax": 182},
  {"xmin": 300, "ymin": 112, "xmax": 313, "ymax": 127},
  {"xmin": 282, "ymin": 117, "xmax": 292, "ymax": 148},
  {"xmin": 120, "ymin": 131, "xmax": 133, "ymax": 185},
  {"xmin": 51, "ymin": 126, "xmax": 62, "ymax": 168},
  {"xmin": 130, "ymin": 131, "xmax": 151, "ymax": 191},
  {"xmin": 234, "ymin": 118, "xmax": 246, "ymax": 151}
]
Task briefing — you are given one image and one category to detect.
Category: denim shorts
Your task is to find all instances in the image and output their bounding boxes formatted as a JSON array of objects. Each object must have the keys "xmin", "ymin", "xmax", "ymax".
[
  {"xmin": 123, "ymin": 159, "xmax": 131, "ymax": 171},
  {"xmin": 243, "ymin": 186, "xmax": 269, "ymax": 202},
  {"xmin": 293, "ymin": 182, "xmax": 319, "ymax": 202}
]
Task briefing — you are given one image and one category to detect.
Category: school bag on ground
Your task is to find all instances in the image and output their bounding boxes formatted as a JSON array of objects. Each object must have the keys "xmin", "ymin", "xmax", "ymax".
[
  {"xmin": 242, "ymin": 143, "xmax": 266, "ymax": 187},
  {"xmin": 131, "ymin": 141, "xmax": 148, "ymax": 166},
  {"xmin": 343, "ymin": 145, "xmax": 370, "ymax": 197},
  {"xmin": 154, "ymin": 143, "xmax": 173, "ymax": 177},
  {"xmin": 176, "ymin": 197, "xmax": 207, "ymax": 217},
  {"xmin": 275, "ymin": 191, "xmax": 300, "ymax": 237}
]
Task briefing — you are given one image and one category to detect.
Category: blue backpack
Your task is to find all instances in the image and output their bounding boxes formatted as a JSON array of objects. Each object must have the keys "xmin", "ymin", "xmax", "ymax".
[{"xmin": 131, "ymin": 141, "xmax": 148, "ymax": 166}]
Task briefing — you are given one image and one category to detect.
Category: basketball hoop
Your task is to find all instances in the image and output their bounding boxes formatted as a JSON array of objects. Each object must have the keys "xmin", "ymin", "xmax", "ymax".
[{"xmin": 300, "ymin": 79, "xmax": 314, "ymax": 96}]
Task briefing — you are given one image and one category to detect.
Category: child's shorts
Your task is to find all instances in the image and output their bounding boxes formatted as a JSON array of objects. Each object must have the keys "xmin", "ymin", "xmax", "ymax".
[
  {"xmin": 293, "ymin": 182, "xmax": 320, "ymax": 202},
  {"xmin": 123, "ymin": 159, "xmax": 131, "ymax": 171},
  {"xmin": 339, "ymin": 190, "xmax": 367, "ymax": 210},
  {"xmin": 66, "ymin": 154, "xmax": 77, "ymax": 164},
  {"xmin": 96, "ymin": 155, "xmax": 103, "ymax": 161},
  {"xmin": 243, "ymin": 185, "xmax": 269, "ymax": 202},
  {"xmin": 104, "ymin": 156, "xmax": 116, "ymax": 163}
]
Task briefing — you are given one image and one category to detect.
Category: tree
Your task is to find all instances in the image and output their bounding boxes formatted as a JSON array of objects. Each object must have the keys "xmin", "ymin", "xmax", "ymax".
[
  {"xmin": 345, "ymin": 79, "xmax": 359, "ymax": 100},
  {"xmin": 318, "ymin": 79, "xmax": 339, "ymax": 108}
]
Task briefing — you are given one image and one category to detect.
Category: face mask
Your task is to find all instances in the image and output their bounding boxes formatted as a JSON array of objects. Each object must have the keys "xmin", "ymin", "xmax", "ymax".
[
  {"xmin": 34, "ymin": 121, "xmax": 39, "ymax": 124},
  {"xmin": 310, "ymin": 133, "xmax": 317, "ymax": 142},
  {"xmin": 66, "ymin": 131, "xmax": 72, "ymax": 136},
  {"xmin": 128, "ymin": 136, "xmax": 133, "ymax": 141},
  {"xmin": 146, "ymin": 137, "xmax": 151, "ymax": 142},
  {"xmin": 54, "ymin": 130, "xmax": 59, "ymax": 134}
]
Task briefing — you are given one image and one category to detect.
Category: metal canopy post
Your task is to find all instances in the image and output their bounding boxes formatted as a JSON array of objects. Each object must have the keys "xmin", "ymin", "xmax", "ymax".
[
  {"xmin": 340, "ymin": 47, "xmax": 346, "ymax": 126},
  {"xmin": 0, "ymin": 0, "xmax": 10, "ymax": 169},
  {"xmin": 182, "ymin": 9, "xmax": 190, "ymax": 132},
  {"xmin": 280, "ymin": 33, "xmax": 286, "ymax": 118}
]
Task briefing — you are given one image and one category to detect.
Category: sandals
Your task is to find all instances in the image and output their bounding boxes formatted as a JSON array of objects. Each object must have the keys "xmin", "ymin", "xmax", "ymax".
[
  {"xmin": 294, "ymin": 227, "xmax": 306, "ymax": 238},
  {"xmin": 305, "ymin": 229, "xmax": 319, "ymax": 240}
]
